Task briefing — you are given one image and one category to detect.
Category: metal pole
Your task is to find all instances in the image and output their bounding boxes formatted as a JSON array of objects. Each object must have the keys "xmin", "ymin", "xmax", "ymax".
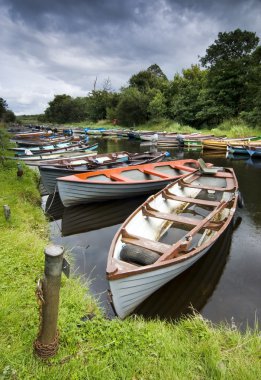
[{"xmin": 34, "ymin": 244, "xmax": 64, "ymax": 359}]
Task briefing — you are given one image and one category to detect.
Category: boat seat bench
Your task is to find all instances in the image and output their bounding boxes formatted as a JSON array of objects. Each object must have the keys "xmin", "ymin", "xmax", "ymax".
[
  {"xmin": 142, "ymin": 206, "xmax": 223, "ymax": 231},
  {"xmin": 142, "ymin": 169, "xmax": 171, "ymax": 179},
  {"xmin": 109, "ymin": 174, "xmax": 134, "ymax": 182},
  {"xmin": 121, "ymin": 229, "xmax": 169, "ymax": 255},
  {"xmin": 162, "ymin": 190, "xmax": 220, "ymax": 207},
  {"xmin": 170, "ymin": 164, "xmax": 196, "ymax": 172},
  {"xmin": 179, "ymin": 178, "xmax": 236, "ymax": 192}
]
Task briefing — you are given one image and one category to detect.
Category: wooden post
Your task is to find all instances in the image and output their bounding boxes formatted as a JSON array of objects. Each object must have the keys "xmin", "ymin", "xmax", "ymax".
[{"xmin": 34, "ymin": 244, "xmax": 64, "ymax": 359}]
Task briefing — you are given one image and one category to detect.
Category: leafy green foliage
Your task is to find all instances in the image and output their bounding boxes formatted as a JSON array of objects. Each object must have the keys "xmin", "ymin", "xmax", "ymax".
[
  {"xmin": 44, "ymin": 94, "xmax": 85, "ymax": 123},
  {"xmin": 0, "ymin": 98, "xmax": 16, "ymax": 122},
  {"xmin": 170, "ymin": 66, "xmax": 207, "ymax": 128},
  {"xmin": 199, "ymin": 29, "xmax": 260, "ymax": 124},
  {"xmin": 116, "ymin": 87, "xmax": 149, "ymax": 127}
]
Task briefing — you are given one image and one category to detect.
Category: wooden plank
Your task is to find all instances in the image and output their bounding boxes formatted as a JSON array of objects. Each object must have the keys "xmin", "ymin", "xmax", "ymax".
[
  {"xmin": 170, "ymin": 164, "xmax": 196, "ymax": 172},
  {"xmin": 142, "ymin": 169, "xmax": 171, "ymax": 179},
  {"xmin": 157, "ymin": 201, "xmax": 229, "ymax": 262},
  {"xmin": 110, "ymin": 174, "xmax": 133, "ymax": 182},
  {"xmin": 179, "ymin": 178, "xmax": 236, "ymax": 192},
  {"xmin": 142, "ymin": 207, "xmax": 222, "ymax": 231},
  {"xmin": 121, "ymin": 229, "xmax": 169, "ymax": 254},
  {"xmin": 162, "ymin": 190, "xmax": 220, "ymax": 207}
]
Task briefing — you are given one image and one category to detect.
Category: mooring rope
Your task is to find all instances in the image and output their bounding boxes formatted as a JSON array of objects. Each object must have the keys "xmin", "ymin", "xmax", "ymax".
[{"xmin": 34, "ymin": 278, "xmax": 59, "ymax": 359}]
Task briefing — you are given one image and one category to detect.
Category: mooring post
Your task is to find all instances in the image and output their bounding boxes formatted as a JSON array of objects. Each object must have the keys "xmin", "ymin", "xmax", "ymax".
[{"xmin": 34, "ymin": 244, "xmax": 64, "ymax": 359}]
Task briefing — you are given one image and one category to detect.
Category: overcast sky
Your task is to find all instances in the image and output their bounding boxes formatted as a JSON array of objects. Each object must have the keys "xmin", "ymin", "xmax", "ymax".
[{"xmin": 0, "ymin": 0, "xmax": 260, "ymax": 115}]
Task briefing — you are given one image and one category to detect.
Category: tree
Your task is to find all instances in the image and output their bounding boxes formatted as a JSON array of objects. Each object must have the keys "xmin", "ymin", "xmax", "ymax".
[
  {"xmin": 148, "ymin": 91, "xmax": 167, "ymax": 120},
  {"xmin": 116, "ymin": 87, "xmax": 149, "ymax": 127},
  {"xmin": 3, "ymin": 110, "xmax": 16, "ymax": 123},
  {"xmin": 45, "ymin": 94, "xmax": 84, "ymax": 124},
  {"xmin": 129, "ymin": 64, "xmax": 168, "ymax": 93},
  {"xmin": 169, "ymin": 65, "xmax": 207, "ymax": 127},
  {"xmin": 200, "ymin": 29, "xmax": 260, "ymax": 119},
  {"xmin": 147, "ymin": 64, "xmax": 168, "ymax": 80},
  {"xmin": 0, "ymin": 98, "xmax": 8, "ymax": 119},
  {"xmin": 86, "ymin": 90, "xmax": 118, "ymax": 122},
  {"xmin": 241, "ymin": 45, "xmax": 261, "ymax": 126}
]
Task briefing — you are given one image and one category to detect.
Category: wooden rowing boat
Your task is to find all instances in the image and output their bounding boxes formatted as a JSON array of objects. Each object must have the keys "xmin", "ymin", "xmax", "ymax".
[
  {"xmin": 40, "ymin": 151, "xmax": 167, "ymax": 194},
  {"xmin": 203, "ymin": 137, "xmax": 260, "ymax": 151},
  {"xmin": 227, "ymin": 142, "xmax": 261, "ymax": 157},
  {"xmin": 13, "ymin": 136, "xmax": 74, "ymax": 147},
  {"xmin": 106, "ymin": 161, "xmax": 239, "ymax": 319},
  {"xmin": 9, "ymin": 141, "xmax": 93, "ymax": 156},
  {"xmin": 57, "ymin": 159, "xmax": 200, "ymax": 207},
  {"xmin": 7, "ymin": 143, "xmax": 98, "ymax": 163}
]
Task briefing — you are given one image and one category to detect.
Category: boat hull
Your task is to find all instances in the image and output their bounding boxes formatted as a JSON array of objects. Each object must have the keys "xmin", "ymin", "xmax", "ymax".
[
  {"xmin": 58, "ymin": 179, "xmax": 172, "ymax": 207},
  {"xmin": 109, "ymin": 242, "xmax": 214, "ymax": 319}
]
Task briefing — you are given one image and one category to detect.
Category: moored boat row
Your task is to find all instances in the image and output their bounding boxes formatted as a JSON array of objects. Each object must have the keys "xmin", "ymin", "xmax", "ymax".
[{"xmin": 7, "ymin": 124, "xmax": 246, "ymax": 320}]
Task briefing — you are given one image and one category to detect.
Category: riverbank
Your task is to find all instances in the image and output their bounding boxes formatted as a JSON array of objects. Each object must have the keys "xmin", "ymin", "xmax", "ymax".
[
  {"xmin": 0, "ymin": 125, "xmax": 260, "ymax": 379},
  {"xmin": 17, "ymin": 115, "xmax": 261, "ymax": 138},
  {"xmin": 54, "ymin": 118, "xmax": 261, "ymax": 138}
]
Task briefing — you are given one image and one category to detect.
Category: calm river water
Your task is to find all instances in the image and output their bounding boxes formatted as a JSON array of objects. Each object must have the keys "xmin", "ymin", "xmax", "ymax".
[{"xmin": 43, "ymin": 137, "xmax": 261, "ymax": 330}]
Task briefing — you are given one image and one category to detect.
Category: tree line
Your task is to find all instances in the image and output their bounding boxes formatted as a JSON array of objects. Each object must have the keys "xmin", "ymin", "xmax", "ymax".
[{"xmin": 3, "ymin": 29, "xmax": 261, "ymax": 129}]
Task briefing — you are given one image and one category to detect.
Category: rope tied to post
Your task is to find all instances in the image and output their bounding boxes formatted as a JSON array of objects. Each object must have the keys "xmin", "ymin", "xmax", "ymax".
[{"xmin": 34, "ymin": 278, "xmax": 59, "ymax": 359}]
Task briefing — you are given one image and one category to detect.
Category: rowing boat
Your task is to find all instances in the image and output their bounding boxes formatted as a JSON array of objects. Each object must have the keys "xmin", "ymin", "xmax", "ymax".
[
  {"xmin": 203, "ymin": 137, "xmax": 260, "ymax": 151},
  {"xmin": 8, "ymin": 142, "xmax": 94, "ymax": 158},
  {"xmin": 227, "ymin": 143, "xmax": 261, "ymax": 157},
  {"xmin": 57, "ymin": 159, "xmax": 200, "ymax": 207},
  {"xmin": 106, "ymin": 161, "xmax": 239, "ymax": 319},
  {"xmin": 40, "ymin": 151, "xmax": 167, "ymax": 194},
  {"xmin": 7, "ymin": 143, "xmax": 98, "ymax": 163}
]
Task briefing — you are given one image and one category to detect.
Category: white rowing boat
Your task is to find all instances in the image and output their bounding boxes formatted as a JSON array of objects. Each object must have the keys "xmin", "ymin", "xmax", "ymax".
[
  {"xmin": 106, "ymin": 161, "xmax": 239, "ymax": 319},
  {"xmin": 57, "ymin": 159, "xmax": 200, "ymax": 207}
]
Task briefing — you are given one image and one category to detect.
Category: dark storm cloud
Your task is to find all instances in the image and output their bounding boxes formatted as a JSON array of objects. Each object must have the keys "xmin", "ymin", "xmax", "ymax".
[{"xmin": 0, "ymin": 0, "xmax": 260, "ymax": 114}]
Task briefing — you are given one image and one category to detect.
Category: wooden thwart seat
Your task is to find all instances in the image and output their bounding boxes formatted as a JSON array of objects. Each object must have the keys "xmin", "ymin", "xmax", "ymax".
[
  {"xmin": 170, "ymin": 164, "xmax": 196, "ymax": 172},
  {"xmin": 179, "ymin": 178, "xmax": 236, "ymax": 192},
  {"xmin": 162, "ymin": 189, "xmax": 220, "ymax": 207},
  {"xmin": 109, "ymin": 173, "xmax": 134, "ymax": 182},
  {"xmin": 121, "ymin": 229, "xmax": 169, "ymax": 255},
  {"xmin": 142, "ymin": 168, "xmax": 171, "ymax": 179},
  {"xmin": 142, "ymin": 204, "xmax": 223, "ymax": 231}
]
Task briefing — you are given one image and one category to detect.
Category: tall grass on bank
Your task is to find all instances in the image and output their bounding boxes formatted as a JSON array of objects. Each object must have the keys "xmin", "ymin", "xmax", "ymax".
[
  {"xmin": 0, "ymin": 125, "xmax": 260, "ymax": 379},
  {"xmin": 63, "ymin": 118, "xmax": 261, "ymax": 138}
]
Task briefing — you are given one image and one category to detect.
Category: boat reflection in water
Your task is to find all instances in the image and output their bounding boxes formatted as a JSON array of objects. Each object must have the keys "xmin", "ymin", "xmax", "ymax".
[
  {"xmin": 45, "ymin": 192, "xmax": 64, "ymax": 221},
  {"xmin": 134, "ymin": 220, "xmax": 237, "ymax": 321},
  {"xmin": 45, "ymin": 193, "xmax": 148, "ymax": 236}
]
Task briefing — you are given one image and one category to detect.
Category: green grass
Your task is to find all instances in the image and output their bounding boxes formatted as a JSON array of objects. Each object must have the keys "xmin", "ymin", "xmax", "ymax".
[
  {"xmin": 17, "ymin": 115, "xmax": 261, "ymax": 138},
  {"xmin": 62, "ymin": 118, "xmax": 261, "ymax": 138},
  {"xmin": 0, "ymin": 124, "xmax": 260, "ymax": 379}
]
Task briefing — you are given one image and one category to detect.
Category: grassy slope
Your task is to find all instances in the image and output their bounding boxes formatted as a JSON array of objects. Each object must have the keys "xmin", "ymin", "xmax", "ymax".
[
  {"xmin": 0, "ymin": 125, "xmax": 260, "ymax": 379},
  {"xmin": 61, "ymin": 118, "xmax": 261, "ymax": 138}
]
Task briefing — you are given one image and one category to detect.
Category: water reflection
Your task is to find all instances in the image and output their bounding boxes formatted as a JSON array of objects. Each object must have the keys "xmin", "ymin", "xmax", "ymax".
[{"xmin": 46, "ymin": 193, "xmax": 148, "ymax": 236}]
